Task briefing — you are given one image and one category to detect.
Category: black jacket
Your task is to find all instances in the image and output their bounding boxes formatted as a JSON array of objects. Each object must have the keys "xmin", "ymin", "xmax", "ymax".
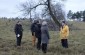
[
  {"xmin": 35, "ymin": 24, "xmax": 41, "ymax": 38},
  {"xmin": 31, "ymin": 23, "xmax": 36, "ymax": 32},
  {"xmin": 31, "ymin": 23, "xmax": 41, "ymax": 38},
  {"xmin": 14, "ymin": 24, "xmax": 23, "ymax": 35}
]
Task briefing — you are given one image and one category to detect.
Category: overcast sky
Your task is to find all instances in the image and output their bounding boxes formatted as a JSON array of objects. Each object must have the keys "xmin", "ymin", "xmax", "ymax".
[{"xmin": 0, "ymin": 0, "xmax": 85, "ymax": 18}]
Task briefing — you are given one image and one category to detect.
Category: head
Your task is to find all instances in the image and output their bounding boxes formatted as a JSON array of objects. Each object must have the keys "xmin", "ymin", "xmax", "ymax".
[
  {"xmin": 61, "ymin": 21, "xmax": 66, "ymax": 26},
  {"xmin": 33, "ymin": 19, "xmax": 39, "ymax": 24},
  {"xmin": 42, "ymin": 21, "xmax": 47, "ymax": 26},
  {"xmin": 17, "ymin": 21, "xmax": 21, "ymax": 24}
]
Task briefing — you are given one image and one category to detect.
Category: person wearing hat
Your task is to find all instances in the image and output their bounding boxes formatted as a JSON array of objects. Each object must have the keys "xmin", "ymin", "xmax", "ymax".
[
  {"xmin": 60, "ymin": 21, "xmax": 69, "ymax": 48},
  {"xmin": 41, "ymin": 21, "xmax": 50, "ymax": 53},
  {"xmin": 14, "ymin": 21, "xmax": 23, "ymax": 47}
]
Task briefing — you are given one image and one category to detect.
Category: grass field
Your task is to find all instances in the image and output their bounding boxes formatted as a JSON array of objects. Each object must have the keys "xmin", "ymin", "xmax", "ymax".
[{"xmin": 0, "ymin": 19, "xmax": 85, "ymax": 55}]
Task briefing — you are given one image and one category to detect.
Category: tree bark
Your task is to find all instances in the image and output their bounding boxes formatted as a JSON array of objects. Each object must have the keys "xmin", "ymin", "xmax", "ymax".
[{"xmin": 47, "ymin": 0, "xmax": 61, "ymax": 27}]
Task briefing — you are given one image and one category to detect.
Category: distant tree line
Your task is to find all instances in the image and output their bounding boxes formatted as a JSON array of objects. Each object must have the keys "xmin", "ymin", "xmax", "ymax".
[
  {"xmin": 67, "ymin": 10, "xmax": 85, "ymax": 21},
  {"xmin": 0, "ymin": 17, "xmax": 59, "ymax": 31}
]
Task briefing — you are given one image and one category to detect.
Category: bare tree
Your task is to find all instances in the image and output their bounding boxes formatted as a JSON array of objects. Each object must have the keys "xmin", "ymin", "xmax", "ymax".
[
  {"xmin": 52, "ymin": 3, "xmax": 65, "ymax": 21},
  {"xmin": 20, "ymin": 0, "xmax": 66, "ymax": 27}
]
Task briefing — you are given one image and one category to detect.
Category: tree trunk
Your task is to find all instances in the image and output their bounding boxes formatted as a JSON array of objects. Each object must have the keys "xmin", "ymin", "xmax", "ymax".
[{"xmin": 47, "ymin": 0, "xmax": 61, "ymax": 27}]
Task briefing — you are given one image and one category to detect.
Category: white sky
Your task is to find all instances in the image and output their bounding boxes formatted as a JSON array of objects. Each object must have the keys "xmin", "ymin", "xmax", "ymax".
[
  {"xmin": 65, "ymin": 0, "xmax": 85, "ymax": 12},
  {"xmin": 0, "ymin": 0, "xmax": 85, "ymax": 18}
]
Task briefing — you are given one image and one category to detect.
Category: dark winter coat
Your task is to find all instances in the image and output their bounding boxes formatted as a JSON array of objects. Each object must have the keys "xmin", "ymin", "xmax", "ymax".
[
  {"xmin": 34, "ymin": 24, "xmax": 41, "ymax": 38},
  {"xmin": 14, "ymin": 24, "xmax": 23, "ymax": 35},
  {"xmin": 31, "ymin": 23, "xmax": 36, "ymax": 32}
]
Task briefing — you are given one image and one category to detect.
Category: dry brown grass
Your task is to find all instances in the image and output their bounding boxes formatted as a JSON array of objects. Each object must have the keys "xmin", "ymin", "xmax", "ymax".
[{"xmin": 0, "ymin": 19, "xmax": 85, "ymax": 55}]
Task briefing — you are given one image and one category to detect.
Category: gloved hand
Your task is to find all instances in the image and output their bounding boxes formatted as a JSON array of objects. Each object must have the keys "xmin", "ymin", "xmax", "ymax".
[{"xmin": 17, "ymin": 34, "xmax": 20, "ymax": 37}]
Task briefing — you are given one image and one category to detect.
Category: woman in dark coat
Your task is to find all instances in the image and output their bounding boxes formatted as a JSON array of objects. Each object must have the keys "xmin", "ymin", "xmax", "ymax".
[
  {"xmin": 41, "ymin": 21, "xmax": 50, "ymax": 53},
  {"xmin": 14, "ymin": 21, "xmax": 23, "ymax": 47}
]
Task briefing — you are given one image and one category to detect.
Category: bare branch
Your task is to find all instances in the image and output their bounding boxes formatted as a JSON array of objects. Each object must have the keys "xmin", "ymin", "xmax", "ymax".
[
  {"xmin": 47, "ymin": 0, "xmax": 61, "ymax": 27},
  {"xmin": 30, "ymin": 3, "xmax": 47, "ymax": 10},
  {"xmin": 22, "ymin": 3, "xmax": 47, "ymax": 15},
  {"xmin": 20, "ymin": 0, "xmax": 65, "ymax": 26}
]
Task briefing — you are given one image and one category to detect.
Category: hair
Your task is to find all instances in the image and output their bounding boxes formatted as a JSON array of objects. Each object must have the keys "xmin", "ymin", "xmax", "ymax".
[
  {"xmin": 42, "ymin": 21, "xmax": 47, "ymax": 25},
  {"xmin": 33, "ymin": 19, "xmax": 39, "ymax": 24},
  {"xmin": 62, "ymin": 21, "xmax": 66, "ymax": 24},
  {"xmin": 62, "ymin": 21, "xmax": 68, "ymax": 26}
]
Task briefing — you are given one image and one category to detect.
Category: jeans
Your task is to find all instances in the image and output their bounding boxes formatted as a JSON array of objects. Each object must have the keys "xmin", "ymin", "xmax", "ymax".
[{"xmin": 61, "ymin": 39, "xmax": 68, "ymax": 48}]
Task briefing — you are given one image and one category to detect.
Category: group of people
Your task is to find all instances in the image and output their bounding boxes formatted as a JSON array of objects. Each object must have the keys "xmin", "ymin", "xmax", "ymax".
[
  {"xmin": 31, "ymin": 20, "xmax": 50, "ymax": 53},
  {"xmin": 14, "ymin": 20, "xmax": 69, "ymax": 53}
]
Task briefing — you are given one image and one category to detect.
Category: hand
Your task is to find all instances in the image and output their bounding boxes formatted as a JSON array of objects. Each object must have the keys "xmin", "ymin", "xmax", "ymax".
[{"xmin": 17, "ymin": 34, "xmax": 20, "ymax": 37}]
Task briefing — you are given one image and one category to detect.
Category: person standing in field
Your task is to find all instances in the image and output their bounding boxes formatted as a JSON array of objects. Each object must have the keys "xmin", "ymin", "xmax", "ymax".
[
  {"xmin": 34, "ymin": 20, "xmax": 41, "ymax": 50},
  {"xmin": 60, "ymin": 21, "xmax": 69, "ymax": 48},
  {"xmin": 41, "ymin": 21, "xmax": 50, "ymax": 53},
  {"xmin": 31, "ymin": 20, "xmax": 38, "ymax": 46},
  {"xmin": 14, "ymin": 21, "xmax": 23, "ymax": 47}
]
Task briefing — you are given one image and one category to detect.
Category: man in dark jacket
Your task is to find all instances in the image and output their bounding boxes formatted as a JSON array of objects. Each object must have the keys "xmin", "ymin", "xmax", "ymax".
[
  {"xmin": 34, "ymin": 20, "xmax": 41, "ymax": 50},
  {"xmin": 31, "ymin": 20, "xmax": 37, "ymax": 46},
  {"xmin": 14, "ymin": 21, "xmax": 23, "ymax": 47}
]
